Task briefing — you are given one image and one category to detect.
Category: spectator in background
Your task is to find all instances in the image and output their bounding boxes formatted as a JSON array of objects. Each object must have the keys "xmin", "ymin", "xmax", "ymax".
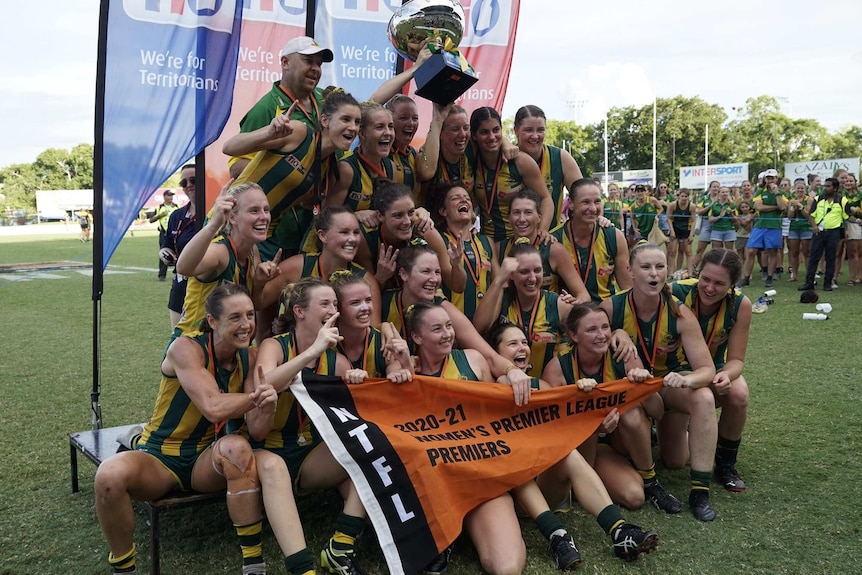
[
  {"xmin": 844, "ymin": 173, "xmax": 862, "ymax": 285},
  {"xmin": 785, "ymin": 180, "xmax": 812, "ymax": 282},
  {"xmin": 162, "ymin": 165, "xmax": 199, "ymax": 329},
  {"xmin": 667, "ymin": 188, "xmax": 697, "ymax": 277},
  {"xmin": 739, "ymin": 170, "xmax": 785, "ymax": 289},
  {"xmin": 798, "ymin": 177, "xmax": 858, "ymax": 292},
  {"xmin": 149, "ymin": 189, "xmax": 179, "ymax": 281},
  {"xmin": 78, "ymin": 208, "xmax": 91, "ymax": 242}
]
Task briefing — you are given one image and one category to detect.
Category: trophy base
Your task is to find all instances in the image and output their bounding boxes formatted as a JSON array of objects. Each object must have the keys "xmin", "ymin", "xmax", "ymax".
[{"xmin": 413, "ymin": 52, "xmax": 478, "ymax": 105}]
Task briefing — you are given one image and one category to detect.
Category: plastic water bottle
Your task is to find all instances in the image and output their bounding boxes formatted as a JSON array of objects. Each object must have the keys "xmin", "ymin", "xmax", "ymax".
[
  {"xmin": 802, "ymin": 313, "xmax": 829, "ymax": 320},
  {"xmin": 763, "ymin": 289, "xmax": 777, "ymax": 297},
  {"xmin": 816, "ymin": 303, "xmax": 833, "ymax": 313}
]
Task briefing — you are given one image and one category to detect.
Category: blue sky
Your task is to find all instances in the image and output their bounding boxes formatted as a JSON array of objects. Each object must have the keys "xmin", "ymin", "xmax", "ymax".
[{"xmin": 2, "ymin": 0, "xmax": 859, "ymax": 167}]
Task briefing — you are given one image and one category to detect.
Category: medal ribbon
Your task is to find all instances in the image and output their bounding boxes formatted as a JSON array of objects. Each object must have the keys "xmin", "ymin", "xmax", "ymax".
[{"xmin": 628, "ymin": 291, "xmax": 664, "ymax": 369}]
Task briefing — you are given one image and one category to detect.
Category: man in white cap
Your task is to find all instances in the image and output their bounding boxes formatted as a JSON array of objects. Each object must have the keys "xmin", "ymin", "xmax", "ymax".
[
  {"xmin": 228, "ymin": 36, "xmax": 335, "ymax": 177},
  {"xmin": 228, "ymin": 36, "xmax": 432, "ymax": 178}
]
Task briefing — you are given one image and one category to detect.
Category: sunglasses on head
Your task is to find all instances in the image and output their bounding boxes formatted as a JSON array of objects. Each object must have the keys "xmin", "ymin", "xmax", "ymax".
[{"xmin": 180, "ymin": 177, "xmax": 196, "ymax": 188}]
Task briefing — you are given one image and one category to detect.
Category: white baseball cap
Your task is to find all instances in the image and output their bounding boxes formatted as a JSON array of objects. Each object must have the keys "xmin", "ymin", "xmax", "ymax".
[
  {"xmin": 280, "ymin": 36, "xmax": 334, "ymax": 62},
  {"xmin": 763, "ymin": 168, "xmax": 779, "ymax": 178}
]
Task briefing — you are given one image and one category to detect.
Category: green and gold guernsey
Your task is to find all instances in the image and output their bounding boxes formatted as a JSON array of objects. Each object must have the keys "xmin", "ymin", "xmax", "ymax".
[
  {"xmin": 140, "ymin": 331, "xmax": 249, "ymax": 457},
  {"xmin": 709, "ymin": 202, "xmax": 737, "ymax": 231},
  {"xmin": 552, "ymin": 221, "xmax": 620, "ymax": 302},
  {"xmin": 299, "ymin": 254, "xmax": 368, "ymax": 281},
  {"xmin": 535, "ymin": 144, "xmax": 566, "ymax": 229},
  {"xmin": 609, "ymin": 289, "xmax": 686, "ymax": 377},
  {"xmin": 239, "ymin": 83, "xmax": 324, "ymax": 133},
  {"xmin": 672, "ymin": 279, "xmax": 744, "ymax": 369},
  {"xmin": 431, "ymin": 153, "xmax": 476, "ymax": 201},
  {"xmin": 632, "ymin": 200, "xmax": 659, "ymax": 235},
  {"xmin": 338, "ymin": 327, "xmax": 387, "ymax": 378},
  {"xmin": 471, "ymin": 154, "xmax": 526, "ymax": 242},
  {"xmin": 340, "ymin": 151, "xmax": 396, "ymax": 213},
  {"xmin": 498, "ymin": 236, "xmax": 558, "ymax": 292},
  {"xmin": 417, "ymin": 349, "xmax": 478, "ymax": 380},
  {"xmin": 442, "ymin": 231, "xmax": 493, "ymax": 319},
  {"xmin": 173, "ymin": 235, "xmax": 252, "ymax": 339},
  {"xmin": 233, "ymin": 128, "xmax": 318, "ymax": 241},
  {"xmin": 556, "ymin": 348, "xmax": 625, "ymax": 385},
  {"xmin": 500, "ymin": 290, "xmax": 566, "ymax": 378},
  {"xmin": 390, "ymin": 145, "xmax": 419, "ymax": 196},
  {"xmin": 249, "ymin": 332, "xmax": 338, "ymax": 452},
  {"xmin": 382, "ymin": 289, "xmax": 447, "ymax": 339},
  {"xmin": 753, "ymin": 188, "xmax": 783, "ymax": 229}
]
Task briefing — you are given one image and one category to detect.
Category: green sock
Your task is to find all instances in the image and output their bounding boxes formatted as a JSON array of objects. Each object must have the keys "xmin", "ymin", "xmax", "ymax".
[
  {"xmin": 715, "ymin": 435, "xmax": 741, "ymax": 467},
  {"xmin": 690, "ymin": 469, "xmax": 712, "ymax": 492},
  {"xmin": 108, "ymin": 544, "xmax": 136, "ymax": 574},
  {"xmin": 535, "ymin": 510, "xmax": 566, "ymax": 540},
  {"xmin": 596, "ymin": 504, "xmax": 625, "ymax": 534},
  {"xmin": 284, "ymin": 547, "xmax": 315, "ymax": 575},
  {"xmin": 235, "ymin": 520, "xmax": 263, "ymax": 566}
]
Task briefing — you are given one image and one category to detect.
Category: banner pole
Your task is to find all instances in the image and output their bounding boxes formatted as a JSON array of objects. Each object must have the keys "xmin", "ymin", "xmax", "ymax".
[{"xmin": 91, "ymin": 0, "xmax": 110, "ymax": 430}]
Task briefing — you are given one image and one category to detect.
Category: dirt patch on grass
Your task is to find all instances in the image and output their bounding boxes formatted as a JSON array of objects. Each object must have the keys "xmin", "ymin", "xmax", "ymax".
[{"xmin": 0, "ymin": 260, "xmax": 93, "ymax": 273}]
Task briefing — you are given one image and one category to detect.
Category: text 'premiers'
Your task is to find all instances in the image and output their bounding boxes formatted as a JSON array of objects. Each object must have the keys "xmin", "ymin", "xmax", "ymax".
[
  {"xmin": 139, "ymin": 49, "xmax": 219, "ymax": 90},
  {"xmin": 404, "ymin": 391, "xmax": 629, "ymax": 467}
]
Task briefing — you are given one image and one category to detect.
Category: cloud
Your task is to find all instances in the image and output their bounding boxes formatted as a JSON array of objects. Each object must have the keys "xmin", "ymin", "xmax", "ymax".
[{"xmin": 561, "ymin": 62, "xmax": 655, "ymax": 124}]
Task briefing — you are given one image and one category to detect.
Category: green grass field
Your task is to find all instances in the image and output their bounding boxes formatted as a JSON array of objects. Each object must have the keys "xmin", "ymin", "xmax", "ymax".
[{"xmin": 1, "ymin": 232, "xmax": 859, "ymax": 575}]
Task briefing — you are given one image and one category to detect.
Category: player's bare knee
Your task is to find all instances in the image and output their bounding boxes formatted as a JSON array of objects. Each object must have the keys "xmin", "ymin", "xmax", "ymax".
[
  {"xmin": 213, "ymin": 436, "xmax": 259, "ymax": 496},
  {"xmin": 255, "ymin": 450, "xmax": 291, "ymax": 483},
  {"xmin": 618, "ymin": 485, "xmax": 646, "ymax": 510},
  {"xmin": 94, "ymin": 457, "xmax": 129, "ymax": 500}
]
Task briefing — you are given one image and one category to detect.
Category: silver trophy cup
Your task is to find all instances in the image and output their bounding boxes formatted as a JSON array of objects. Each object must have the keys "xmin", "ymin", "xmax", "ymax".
[{"xmin": 388, "ymin": 0, "xmax": 478, "ymax": 105}]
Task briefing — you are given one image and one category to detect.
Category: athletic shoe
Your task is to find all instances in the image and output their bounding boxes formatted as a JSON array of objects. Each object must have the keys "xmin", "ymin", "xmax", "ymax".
[
  {"xmin": 831, "ymin": 281, "xmax": 838, "ymax": 290},
  {"xmin": 798, "ymin": 283, "xmax": 815, "ymax": 291},
  {"xmin": 423, "ymin": 543, "xmax": 455, "ymax": 575},
  {"xmin": 815, "ymin": 271, "xmax": 822, "ymax": 279},
  {"xmin": 824, "ymin": 284, "xmax": 833, "ymax": 292},
  {"xmin": 644, "ymin": 480, "xmax": 681, "ymax": 514},
  {"xmin": 689, "ymin": 490, "xmax": 716, "ymax": 522},
  {"xmin": 611, "ymin": 523, "xmax": 659, "ymax": 561},
  {"xmin": 774, "ymin": 267, "xmax": 783, "ymax": 280},
  {"xmin": 764, "ymin": 276, "xmax": 774, "ymax": 288},
  {"xmin": 321, "ymin": 542, "xmax": 366, "ymax": 575},
  {"xmin": 736, "ymin": 277, "xmax": 750, "ymax": 288},
  {"xmin": 548, "ymin": 533, "xmax": 582, "ymax": 570},
  {"xmin": 715, "ymin": 465, "xmax": 747, "ymax": 492},
  {"xmin": 760, "ymin": 270, "xmax": 768, "ymax": 282}
]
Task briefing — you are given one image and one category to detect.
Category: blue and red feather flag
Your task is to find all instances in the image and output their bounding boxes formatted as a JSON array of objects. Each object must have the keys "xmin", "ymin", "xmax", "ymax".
[{"xmin": 97, "ymin": 0, "xmax": 244, "ymax": 270}]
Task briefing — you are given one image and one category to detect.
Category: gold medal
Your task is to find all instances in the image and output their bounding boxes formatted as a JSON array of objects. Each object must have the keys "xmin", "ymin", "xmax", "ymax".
[
  {"xmin": 477, "ymin": 291, "xmax": 484, "ymax": 299},
  {"xmin": 297, "ymin": 435, "xmax": 307, "ymax": 446}
]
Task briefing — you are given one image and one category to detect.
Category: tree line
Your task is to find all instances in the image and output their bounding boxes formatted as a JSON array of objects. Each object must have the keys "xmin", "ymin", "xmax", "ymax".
[
  {"xmin": 2, "ymin": 95, "xmax": 859, "ymax": 212},
  {"xmin": 503, "ymin": 94, "xmax": 861, "ymax": 187}
]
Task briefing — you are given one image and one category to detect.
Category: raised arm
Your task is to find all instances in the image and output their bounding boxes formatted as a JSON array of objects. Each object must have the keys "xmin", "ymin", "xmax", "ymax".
[
  {"xmin": 174, "ymin": 195, "xmax": 233, "ymax": 280},
  {"xmin": 515, "ymin": 155, "xmax": 554, "ymax": 234},
  {"xmin": 222, "ymin": 106, "xmax": 306, "ymax": 157},
  {"xmin": 416, "ymin": 103, "xmax": 449, "ymax": 182},
  {"xmin": 472, "ymin": 256, "xmax": 515, "ymax": 333}
]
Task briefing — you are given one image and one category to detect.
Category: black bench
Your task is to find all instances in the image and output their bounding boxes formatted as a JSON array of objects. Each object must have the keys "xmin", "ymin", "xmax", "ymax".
[{"xmin": 69, "ymin": 424, "xmax": 224, "ymax": 575}]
